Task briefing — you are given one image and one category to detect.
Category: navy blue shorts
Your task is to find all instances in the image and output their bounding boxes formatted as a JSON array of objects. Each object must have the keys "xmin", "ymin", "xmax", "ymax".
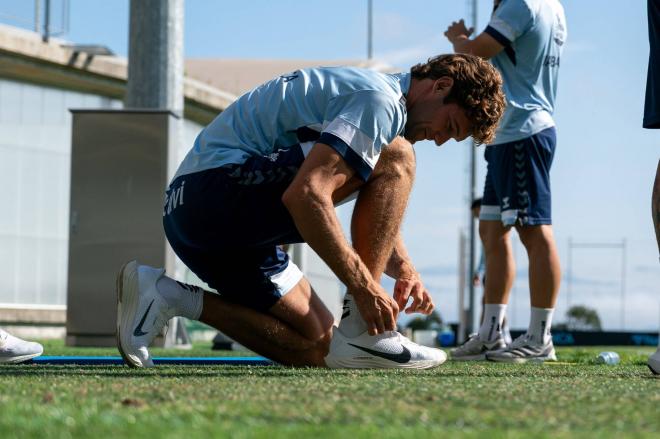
[
  {"xmin": 481, "ymin": 127, "xmax": 556, "ymax": 226},
  {"xmin": 162, "ymin": 150, "xmax": 306, "ymax": 312}
]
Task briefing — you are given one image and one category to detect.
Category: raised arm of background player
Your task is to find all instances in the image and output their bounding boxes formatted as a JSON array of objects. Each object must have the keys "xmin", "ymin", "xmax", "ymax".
[
  {"xmin": 282, "ymin": 142, "xmax": 400, "ymax": 335},
  {"xmin": 444, "ymin": 18, "xmax": 505, "ymax": 60},
  {"xmin": 385, "ymin": 233, "xmax": 435, "ymax": 315}
]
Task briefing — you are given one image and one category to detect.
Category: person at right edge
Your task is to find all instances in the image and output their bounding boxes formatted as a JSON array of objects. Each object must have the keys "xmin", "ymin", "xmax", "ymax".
[
  {"xmin": 446, "ymin": 0, "xmax": 566, "ymax": 362},
  {"xmin": 644, "ymin": 0, "xmax": 660, "ymax": 376}
]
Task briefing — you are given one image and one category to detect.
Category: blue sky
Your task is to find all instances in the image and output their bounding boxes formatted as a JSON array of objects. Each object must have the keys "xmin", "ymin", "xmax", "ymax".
[{"xmin": 3, "ymin": 1, "xmax": 659, "ymax": 330}]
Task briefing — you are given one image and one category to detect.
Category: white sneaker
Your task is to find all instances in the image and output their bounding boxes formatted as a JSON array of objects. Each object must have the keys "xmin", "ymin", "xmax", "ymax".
[
  {"xmin": 648, "ymin": 348, "xmax": 660, "ymax": 375},
  {"xmin": 116, "ymin": 260, "xmax": 176, "ymax": 368},
  {"xmin": 450, "ymin": 333, "xmax": 506, "ymax": 361},
  {"xmin": 324, "ymin": 327, "xmax": 447, "ymax": 369},
  {"xmin": 0, "ymin": 329, "xmax": 43, "ymax": 363},
  {"xmin": 486, "ymin": 333, "xmax": 557, "ymax": 363}
]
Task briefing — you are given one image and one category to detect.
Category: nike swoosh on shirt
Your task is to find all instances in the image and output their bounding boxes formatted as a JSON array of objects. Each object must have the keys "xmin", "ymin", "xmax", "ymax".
[
  {"xmin": 348, "ymin": 343, "xmax": 412, "ymax": 363},
  {"xmin": 133, "ymin": 299, "xmax": 155, "ymax": 337}
]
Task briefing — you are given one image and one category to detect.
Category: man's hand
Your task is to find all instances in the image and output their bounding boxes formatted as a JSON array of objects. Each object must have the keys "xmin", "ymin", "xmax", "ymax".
[
  {"xmin": 393, "ymin": 272, "xmax": 435, "ymax": 315},
  {"xmin": 353, "ymin": 285, "xmax": 400, "ymax": 335},
  {"xmin": 472, "ymin": 274, "xmax": 481, "ymax": 287},
  {"xmin": 444, "ymin": 19, "xmax": 474, "ymax": 44},
  {"xmin": 445, "ymin": 19, "xmax": 505, "ymax": 59}
]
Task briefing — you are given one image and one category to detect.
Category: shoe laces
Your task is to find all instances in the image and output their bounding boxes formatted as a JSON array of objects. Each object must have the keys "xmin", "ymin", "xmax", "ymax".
[
  {"xmin": 464, "ymin": 333, "xmax": 481, "ymax": 345},
  {"xmin": 385, "ymin": 330, "xmax": 405, "ymax": 342},
  {"xmin": 0, "ymin": 330, "xmax": 7, "ymax": 342},
  {"xmin": 510, "ymin": 333, "xmax": 532, "ymax": 349},
  {"xmin": 385, "ymin": 331, "xmax": 417, "ymax": 347},
  {"xmin": 453, "ymin": 333, "xmax": 483, "ymax": 352}
]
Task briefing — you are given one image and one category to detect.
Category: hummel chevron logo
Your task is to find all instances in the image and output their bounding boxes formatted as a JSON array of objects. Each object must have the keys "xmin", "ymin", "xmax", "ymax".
[
  {"xmin": 348, "ymin": 343, "xmax": 412, "ymax": 363},
  {"xmin": 133, "ymin": 300, "xmax": 155, "ymax": 337}
]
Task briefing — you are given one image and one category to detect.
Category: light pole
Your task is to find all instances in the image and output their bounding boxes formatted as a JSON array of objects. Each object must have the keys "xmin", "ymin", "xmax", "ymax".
[
  {"xmin": 466, "ymin": 0, "xmax": 479, "ymax": 336},
  {"xmin": 367, "ymin": 0, "xmax": 373, "ymax": 60}
]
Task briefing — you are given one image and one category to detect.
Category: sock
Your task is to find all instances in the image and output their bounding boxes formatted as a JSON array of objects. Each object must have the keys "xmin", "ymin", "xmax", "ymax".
[
  {"xmin": 337, "ymin": 293, "xmax": 368, "ymax": 337},
  {"xmin": 528, "ymin": 307, "xmax": 554, "ymax": 345},
  {"xmin": 156, "ymin": 276, "xmax": 204, "ymax": 320},
  {"xmin": 478, "ymin": 304, "xmax": 507, "ymax": 342},
  {"xmin": 501, "ymin": 317, "xmax": 512, "ymax": 344}
]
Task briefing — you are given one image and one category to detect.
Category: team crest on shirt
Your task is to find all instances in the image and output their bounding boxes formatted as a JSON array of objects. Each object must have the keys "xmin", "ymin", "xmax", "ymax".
[{"xmin": 553, "ymin": 13, "xmax": 567, "ymax": 46}]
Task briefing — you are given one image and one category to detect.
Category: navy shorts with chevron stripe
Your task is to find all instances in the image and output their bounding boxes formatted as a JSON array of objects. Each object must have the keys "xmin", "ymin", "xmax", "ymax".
[{"xmin": 480, "ymin": 127, "xmax": 556, "ymax": 226}]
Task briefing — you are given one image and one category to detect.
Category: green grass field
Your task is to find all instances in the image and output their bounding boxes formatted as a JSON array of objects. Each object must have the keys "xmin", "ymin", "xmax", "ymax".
[{"xmin": 1, "ymin": 341, "xmax": 658, "ymax": 438}]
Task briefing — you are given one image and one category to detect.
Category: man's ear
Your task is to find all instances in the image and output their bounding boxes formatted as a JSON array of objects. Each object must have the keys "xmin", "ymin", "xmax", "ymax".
[{"xmin": 434, "ymin": 77, "xmax": 454, "ymax": 99}]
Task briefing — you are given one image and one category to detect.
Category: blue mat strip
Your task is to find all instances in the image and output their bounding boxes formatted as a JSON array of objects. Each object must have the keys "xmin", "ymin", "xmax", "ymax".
[{"xmin": 25, "ymin": 356, "xmax": 273, "ymax": 366}]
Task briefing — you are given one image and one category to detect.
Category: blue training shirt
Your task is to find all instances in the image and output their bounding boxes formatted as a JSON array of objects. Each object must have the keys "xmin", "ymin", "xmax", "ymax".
[
  {"xmin": 173, "ymin": 67, "xmax": 410, "ymax": 182},
  {"xmin": 485, "ymin": 0, "xmax": 567, "ymax": 144}
]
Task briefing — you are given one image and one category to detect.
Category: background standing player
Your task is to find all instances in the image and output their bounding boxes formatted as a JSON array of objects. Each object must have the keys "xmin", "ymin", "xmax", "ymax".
[{"xmin": 446, "ymin": 0, "xmax": 566, "ymax": 362}]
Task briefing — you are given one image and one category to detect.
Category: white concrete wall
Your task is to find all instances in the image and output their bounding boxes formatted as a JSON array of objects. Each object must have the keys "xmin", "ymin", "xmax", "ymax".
[
  {"xmin": 0, "ymin": 78, "xmax": 121, "ymax": 306},
  {"xmin": 0, "ymin": 77, "xmax": 207, "ymax": 308}
]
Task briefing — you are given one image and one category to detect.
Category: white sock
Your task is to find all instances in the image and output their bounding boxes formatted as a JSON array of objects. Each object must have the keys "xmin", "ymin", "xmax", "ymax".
[
  {"xmin": 501, "ymin": 318, "xmax": 512, "ymax": 344},
  {"xmin": 528, "ymin": 307, "xmax": 554, "ymax": 345},
  {"xmin": 337, "ymin": 294, "xmax": 368, "ymax": 337},
  {"xmin": 156, "ymin": 276, "xmax": 204, "ymax": 320},
  {"xmin": 478, "ymin": 304, "xmax": 507, "ymax": 342}
]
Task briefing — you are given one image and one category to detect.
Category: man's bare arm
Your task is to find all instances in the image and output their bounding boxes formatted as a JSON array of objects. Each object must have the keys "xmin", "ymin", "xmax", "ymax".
[
  {"xmin": 282, "ymin": 143, "xmax": 398, "ymax": 334},
  {"xmin": 445, "ymin": 19, "xmax": 505, "ymax": 59},
  {"xmin": 385, "ymin": 234, "xmax": 415, "ymax": 279}
]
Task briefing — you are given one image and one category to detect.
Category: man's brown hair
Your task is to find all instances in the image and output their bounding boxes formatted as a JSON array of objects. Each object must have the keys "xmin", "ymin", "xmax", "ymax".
[{"xmin": 410, "ymin": 53, "xmax": 506, "ymax": 145}]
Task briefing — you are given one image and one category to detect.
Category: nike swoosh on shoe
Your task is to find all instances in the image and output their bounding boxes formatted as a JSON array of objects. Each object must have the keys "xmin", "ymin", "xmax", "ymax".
[
  {"xmin": 133, "ymin": 299, "xmax": 155, "ymax": 337},
  {"xmin": 347, "ymin": 343, "xmax": 412, "ymax": 363}
]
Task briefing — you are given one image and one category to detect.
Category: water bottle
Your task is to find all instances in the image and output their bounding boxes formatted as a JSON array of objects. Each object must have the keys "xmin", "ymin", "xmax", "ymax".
[{"xmin": 596, "ymin": 351, "xmax": 620, "ymax": 365}]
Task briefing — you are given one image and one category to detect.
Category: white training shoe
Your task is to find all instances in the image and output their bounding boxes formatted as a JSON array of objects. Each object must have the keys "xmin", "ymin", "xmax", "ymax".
[
  {"xmin": 451, "ymin": 333, "xmax": 507, "ymax": 361},
  {"xmin": 486, "ymin": 333, "xmax": 557, "ymax": 363},
  {"xmin": 648, "ymin": 348, "xmax": 660, "ymax": 375},
  {"xmin": 324, "ymin": 327, "xmax": 447, "ymax": 369},
  {"xmin": 0, "ymin": 329, "xmax": 43, "ymax": 363},
  {"xmin": 116, "ymin": 260, "xmax": 176, "ymax": 368}
]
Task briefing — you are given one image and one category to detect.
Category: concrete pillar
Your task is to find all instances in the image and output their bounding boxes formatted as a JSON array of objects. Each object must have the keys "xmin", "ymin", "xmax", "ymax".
[
  {"xmin": 124, "ymin": 0, "xmax": 185, "ymax": 339},
  {"xmin": 125, "ymin": 0, "xmax": 184, "ymax": 116}
]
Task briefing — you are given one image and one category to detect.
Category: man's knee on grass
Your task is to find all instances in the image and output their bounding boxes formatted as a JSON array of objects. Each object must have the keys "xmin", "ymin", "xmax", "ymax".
[{"xmin": 279, "ymin": 327, "xmax": 332, "ymax": 368}]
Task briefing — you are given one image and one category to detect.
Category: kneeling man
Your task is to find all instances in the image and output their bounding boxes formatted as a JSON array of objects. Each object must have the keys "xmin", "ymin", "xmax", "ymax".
[{"xmin": 117, "ymin": 54, "xmax": 505, "ymax": 368}]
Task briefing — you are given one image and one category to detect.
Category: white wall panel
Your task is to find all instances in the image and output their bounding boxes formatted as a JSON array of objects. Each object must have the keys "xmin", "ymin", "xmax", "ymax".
[{"xmin": 0, "ymin": 78, "xmax": 122, "ymax": 306}]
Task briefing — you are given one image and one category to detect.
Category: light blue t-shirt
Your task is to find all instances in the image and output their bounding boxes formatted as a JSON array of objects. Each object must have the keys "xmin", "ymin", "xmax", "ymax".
[
  {"xmin": 485, "ymin": 0, "xmax": 567, "ymax": 144},
  {"xmin": 173, "ymin": 67, "xmax": 410, "ymax": 182}
]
